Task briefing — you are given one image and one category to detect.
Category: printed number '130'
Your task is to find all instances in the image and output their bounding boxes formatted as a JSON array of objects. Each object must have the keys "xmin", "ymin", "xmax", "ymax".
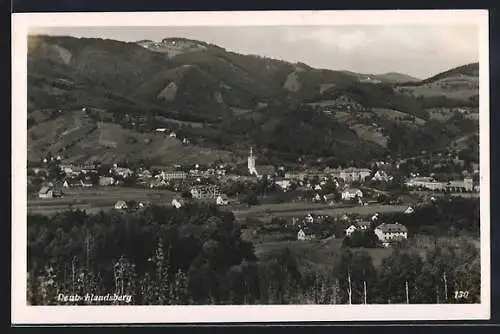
[{"xmin": 454, "ymin": 290, "xmax": 469, "ymax": 299}]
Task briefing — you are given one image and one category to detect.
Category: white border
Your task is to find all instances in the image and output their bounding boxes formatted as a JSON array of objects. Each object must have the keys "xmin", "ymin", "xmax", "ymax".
[{"xmin": 12, "ymin": 10, "xmax": 490, "ymax": 324}]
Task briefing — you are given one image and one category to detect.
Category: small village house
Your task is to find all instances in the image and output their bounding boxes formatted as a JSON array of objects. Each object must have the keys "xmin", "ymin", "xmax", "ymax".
[
  {"xmin": 171, "ymin": 198, "xmax": 184, "ymax": 209},
  {"xmin": 404, "ymin": 206, "xmax": 415, "ymax": 214},
  {"xmin": 297, "ymin": 228, "xmax": 315, "ymax": 241},
  {"xmin": 345, "ymin": 220, "xmax": 372, "ymax": 237},
  {"xmin": 114, "ymin": 200, "xmax": 128, "ymax": 210},
  {"xmin": 216, "ymin": 195, "xmax": 229, "ymax": 206},
  {"xmin": 38, "ymin": 186, "xmax": 53, "ymax": 199},
  {"xmin": 341, "ymin": 188, "xmax": 363, "ymax": 201}
]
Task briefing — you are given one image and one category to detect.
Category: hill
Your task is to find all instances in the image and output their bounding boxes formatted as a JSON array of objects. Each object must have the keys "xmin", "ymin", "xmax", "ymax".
[
  {"xmin": 27, "ymin": 35, "xmax": 479, "ymax": 165},
  {"xmin": 394, "ymin": 62, "xmax": 479, "ymax": 102}
]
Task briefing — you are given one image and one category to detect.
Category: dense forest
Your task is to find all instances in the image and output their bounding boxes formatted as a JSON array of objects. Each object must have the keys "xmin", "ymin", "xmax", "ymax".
[{"xmin": 28, "ymin": 200, "xmax": 480, "ymax": 305}]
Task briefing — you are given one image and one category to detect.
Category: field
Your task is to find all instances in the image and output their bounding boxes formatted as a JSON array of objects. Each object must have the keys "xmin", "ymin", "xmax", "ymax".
[
  {"xmin": 27, "ymin": 186, "xmax": 178, "ymax": 215},
  {"xmin": 252, "ymin": 232, "xmax": 480, "ymax": 273},
  {"xmin": 232, "ymin": 202, "xmax": 409, "ymax": 221}
]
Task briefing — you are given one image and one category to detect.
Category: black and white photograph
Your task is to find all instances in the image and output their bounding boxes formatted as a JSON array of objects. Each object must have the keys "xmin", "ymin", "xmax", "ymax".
[{"xmin": 12, "ymin": 10, "xmax": 490, "ymax": 324}]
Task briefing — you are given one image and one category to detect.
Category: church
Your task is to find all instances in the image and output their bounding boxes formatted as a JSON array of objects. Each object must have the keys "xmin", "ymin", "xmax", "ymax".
[
  {"xmin": 247, "ymin": 147, "xmax": 259, "ymax": 177},
  {"xmin": 247, "ymin": 147, "xmax": 276, "ymax": 178}
]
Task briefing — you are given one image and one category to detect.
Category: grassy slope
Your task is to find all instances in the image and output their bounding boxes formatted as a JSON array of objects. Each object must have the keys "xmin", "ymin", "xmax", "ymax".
[{"xmin": 27, "ymin": 112, "xmax": 235, "ymax": 165}]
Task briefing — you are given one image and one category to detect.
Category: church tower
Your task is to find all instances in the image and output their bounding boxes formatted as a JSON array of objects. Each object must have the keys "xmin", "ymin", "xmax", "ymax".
[{"xmin": 248, "ymin": 147, "xmax": 259, "ymax": 176}]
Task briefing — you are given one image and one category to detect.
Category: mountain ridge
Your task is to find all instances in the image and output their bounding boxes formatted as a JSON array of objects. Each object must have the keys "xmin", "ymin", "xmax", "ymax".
[{"xmin": 27, "ymin": 34, "xmax": 479, "ymax": 166}]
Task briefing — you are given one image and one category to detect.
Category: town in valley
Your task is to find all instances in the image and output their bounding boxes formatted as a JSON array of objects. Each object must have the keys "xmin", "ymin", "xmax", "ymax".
[{"xmin": 26, "ymin": 29, "xmax": 481, "ymax": 306}]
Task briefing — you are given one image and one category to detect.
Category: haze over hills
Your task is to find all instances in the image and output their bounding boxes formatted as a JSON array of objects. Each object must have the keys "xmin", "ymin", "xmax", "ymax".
[{"xmin": 27, "ymin": 34, "xmax": 479, "ymax": 166}]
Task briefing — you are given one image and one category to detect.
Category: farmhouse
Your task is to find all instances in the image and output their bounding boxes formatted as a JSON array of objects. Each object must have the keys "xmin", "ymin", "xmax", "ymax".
[
  {"xmin": 38, "ymin": 186, "xmax": 53, "ymax": 199},
  {"xmin": 374, "ymin": 223, "xmax": 408, "ymax": 244},
  {"xmin": 341, "ymin": 188, "xmax": 363, "ymax": 201}
]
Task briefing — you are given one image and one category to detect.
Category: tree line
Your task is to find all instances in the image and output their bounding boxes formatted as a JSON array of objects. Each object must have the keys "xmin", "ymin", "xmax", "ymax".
[{"xmin": 27, "ymin": 203, "xmax": 480, "ymax": 305}]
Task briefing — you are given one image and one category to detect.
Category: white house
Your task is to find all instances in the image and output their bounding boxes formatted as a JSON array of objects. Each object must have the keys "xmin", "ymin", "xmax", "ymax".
[
  {"xmin": 171, "ymin": 198, "xmax": 184, "ymax": 209},
  {"xmin": 216, "ymin": 195, "xmax": 228, "ymax": 206},
  {"xmin": 341, "ymin": 188, "xmax": 363, "ymax": 201},
  {"xmin": 297, "ymin": 229, "xmax": 306, "ymax": 241},
  {"xmin": 374, "ymin": 223, "xmax": 408, "ymax": 244},
  {"xmin": 114, "ymin": 200, "xmax": 128, "ymax": 210},
  {"xmin": 345, "ymin": 225, "xmax": 357, "ymax": 237},
  {"xmin": 404, "ymin": 206, "xmax": 415, "ymax": 214},
  {"xmin": 345, "ymin": 221, "xmax": 372, "ymax": 236},
  {"xmin": 372, "ymin": 170, "xmax": 393, "ymax": 182},
  {"xmin": 38, "ymin": 186, "xmax": 53, "ymax": 199},
  {"xmin": 297, "ymin": 229, "xmax": 315, "ymax": 241}
]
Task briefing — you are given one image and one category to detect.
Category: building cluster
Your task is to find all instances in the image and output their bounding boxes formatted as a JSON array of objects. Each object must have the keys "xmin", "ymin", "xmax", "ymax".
[{"xmin": 404, "ymin": 176, "xmax": 477, "ymax": 192}]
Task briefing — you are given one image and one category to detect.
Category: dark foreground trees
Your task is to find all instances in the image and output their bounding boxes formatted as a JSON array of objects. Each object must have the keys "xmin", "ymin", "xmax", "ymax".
[{"xmin": 27, "ymin": 204, "xmax": 481, "ymax": 305}]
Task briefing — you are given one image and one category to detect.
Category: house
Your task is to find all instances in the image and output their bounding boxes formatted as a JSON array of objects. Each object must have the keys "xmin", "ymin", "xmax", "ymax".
[
  {"xmin": 341, "ymin": 188, "xmax": 363, "ymax": 201},
  {"xmin": 405, "ymin": 177, "xmax": 445, "ymax": 191},
  {"xmin": 81, "ymin": 180, "xmax": 94, "ymax": 188},
  {"xmin": 374, "ymin": 223, "xmax": 408, "ymax": 244},
  {"xmin": 328, "ymin": 167, "xmax": 372, "ymax": 183},
  {"xmin": 345, "ymin": 224, "xmax": 357, "ymax": 237},
  {"xmin": 63, "ymin": 179, "xmax": 82, "ymax": 188},
  {"xmin": 149, "ymin": 179, "xmax": 167, "ymax": 188},
  {"xmin": 113, "ymin": 167, "xmax": 134, "ymax": 178},
  {"xmin": 275, "ymin": 179, "xmax": 292, "ymax": 191},
  {"xmin": 297, "ymin": 228, "xmax": 315, "ymax": 241},
  {"xmin": 114, "ymin": 200, "xmax": 128, "ymax": 210},
  {"xmin": 304, "ymin": 213, "xmax": 314, "ymax": 224},
  {"xmin": 404, "ymin": 206, "xmax": 415, "ymax": 214},
  {"xmin": 171, "ymin": 198, "xmax": 184, "ymax": 209},
  {"xmin": 216, "ymin": 195, "xmax": 229, "ymax": 206},
  {"xmin": 38, "ymin": 186, "xmax": 53, "ymax": 199},
  {"xmin": 345, "ymin": 221, "xmax": 372, "ymax": 236},
  {"xmin": 137, "ymin": 169, "xmax": 153, "ymax": 179},
  {"xmin": 372, "ymin": 170, "xmax": 393, "ymax": 182},
  {"xmin": 160, "ymin": 170, "xmax": 187, "ymax": 180},
  {"xmin": 99, "ymin": 176, "xmax": 115, "ymax": 186},
  {"xmin": 190, "ymin": 185, "xmax": 222, "ymax": 200}
]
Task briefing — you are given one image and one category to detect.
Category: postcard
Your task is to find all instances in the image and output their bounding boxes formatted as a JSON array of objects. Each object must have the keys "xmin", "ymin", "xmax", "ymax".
[{"xmin": 11, "ymin": 9, "xmax": 490, "ymax": 324}]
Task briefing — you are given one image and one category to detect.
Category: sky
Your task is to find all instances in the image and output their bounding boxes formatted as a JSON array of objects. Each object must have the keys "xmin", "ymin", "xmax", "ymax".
[{"xmin": 31, "ymin": 25, "xmax": 479, "ymax": 79}]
